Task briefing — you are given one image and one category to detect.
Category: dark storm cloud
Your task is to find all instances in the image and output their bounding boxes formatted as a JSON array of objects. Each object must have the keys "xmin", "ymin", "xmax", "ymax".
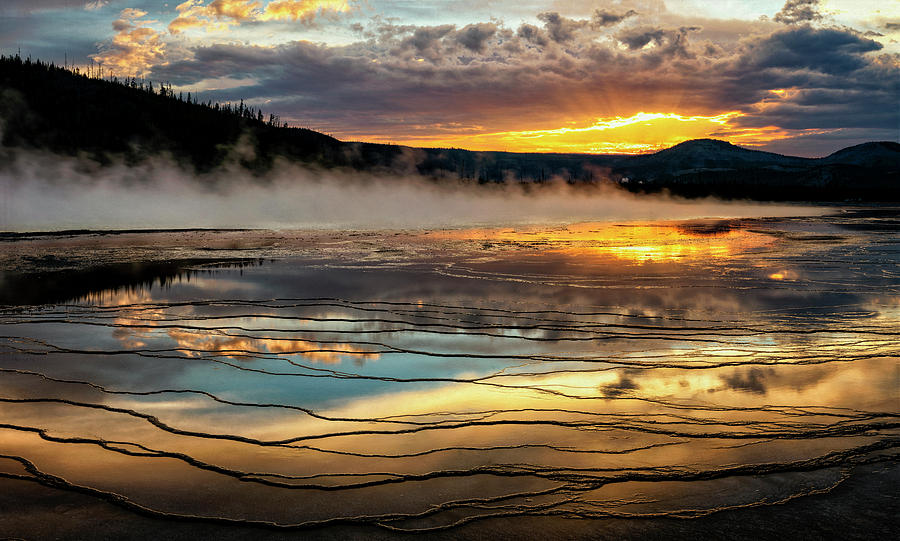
[
  {"xmin": 159, "ymin": 41, "xmax": 363, "ymax": 92},
  {"xmin": 739, "ymin": 99, "xmax": 898, "ymax": 130},
  {"xmin": 615, "ymin": 25, "xmax": 700, "ymax": 61},
  {"xmin": 773, "ymin": 0, "xmax": 823, "ymax": 26},
  {"xmin": 751, "ymin": 127, "xmax": 898, "ymax": 157},
  {"xmin": 736, "ymin": 26, "xmax": 882, "ymax": 74},
  {"xmin": 592, "ymin": 9, "xmax": 638, "ymax": 28},
  {"xmin": 733, "ymin": 65, "xmax": 897, "ymax": 131},
  {"xmin": 725, "ymin": 27, "xmax": 896, "ymax": 133},
  {"xmin": 536, "ymin": 12, "xmax": 588, "ymax": 43},
  {"xmin": 454, "ymin": 23, "xmax": 498, "ymax": 53},
  {"xmin": 516, "ymin": 23, "xmax": 548, "ymax": 46},
  {"xmin": 616, "ymin": 26, "xmax": 666, "ymax": 50},
  {"xmin": 397, "ymin": 24, "xmax": 455, "ymax": 59}
]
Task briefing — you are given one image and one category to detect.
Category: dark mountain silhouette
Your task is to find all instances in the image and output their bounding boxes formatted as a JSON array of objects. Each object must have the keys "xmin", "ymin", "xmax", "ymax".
[
  {"xmin": 821, "ymin": 142, "xmax": 900, "ymax": 168},
  {"xmin": 615, "ymin": 139, "xmax": 899, "ymax": 200},
  {"xmin": 623, "ymin": 139, "xmax": 812, "ymax": 174},
  {"xmin": 1, "ymin": 55, "xmax": 897, "ymax": 201}
]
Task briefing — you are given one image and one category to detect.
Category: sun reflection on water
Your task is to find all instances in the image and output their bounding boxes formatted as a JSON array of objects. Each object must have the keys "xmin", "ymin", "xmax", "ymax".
[{"xmin": 435, "ymin": 221, "xmax": 773, "ymax": 264}]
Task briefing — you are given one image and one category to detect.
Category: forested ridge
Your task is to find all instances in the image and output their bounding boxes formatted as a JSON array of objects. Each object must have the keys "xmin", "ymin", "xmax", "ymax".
[{"xmin": 0, "ymin": 54, "xmax": 403, "ymax": 172}]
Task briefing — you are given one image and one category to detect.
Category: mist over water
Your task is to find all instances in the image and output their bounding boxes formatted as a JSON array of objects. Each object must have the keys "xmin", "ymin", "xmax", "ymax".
[{"xmin": 0, "ymin": 149, "xmax": 826, "ymax": 231}]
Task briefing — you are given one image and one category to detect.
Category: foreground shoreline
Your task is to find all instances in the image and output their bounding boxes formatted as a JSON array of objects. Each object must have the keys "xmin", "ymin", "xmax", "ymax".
[{"xmin": 1, "ymin": 463, "xmax": 896, "ymax": 540}]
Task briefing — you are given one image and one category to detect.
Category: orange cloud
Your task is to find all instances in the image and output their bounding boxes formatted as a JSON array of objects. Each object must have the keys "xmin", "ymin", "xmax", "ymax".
[
  {"xmin": 260, "ymin": 0, "xmax": 350, "ymax": 22},
  {"xmin": 169, "ymin": 0, "xmax": 261, "ymax": 34},
  {"xmin": 210, "ymin": 0, "xmax": 262, "ymax": 19},
  {"xmin": 168, "ymin": 0, "xmax": 350, "ymax": 32},
  {"xmin": 91, "ymin": 8, "xmax": 166, "ymax": 76}
]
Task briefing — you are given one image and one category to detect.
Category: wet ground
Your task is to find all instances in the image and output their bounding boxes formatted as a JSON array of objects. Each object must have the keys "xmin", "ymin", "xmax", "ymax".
[{"xmin": 0, "ymin": 207, "xmax": 897, "ymax": 538}]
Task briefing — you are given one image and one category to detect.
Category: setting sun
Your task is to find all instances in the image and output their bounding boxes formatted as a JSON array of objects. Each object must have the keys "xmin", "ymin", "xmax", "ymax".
[{"xmin": 362, "ymin": 110, "xmax": 823, "ymax": 154}]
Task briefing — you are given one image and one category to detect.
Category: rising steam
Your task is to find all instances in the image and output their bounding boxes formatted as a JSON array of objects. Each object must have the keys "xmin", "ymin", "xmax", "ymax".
[{"xmin": 0, "ymin": 146, "xmax": 826, "ymax": 232}]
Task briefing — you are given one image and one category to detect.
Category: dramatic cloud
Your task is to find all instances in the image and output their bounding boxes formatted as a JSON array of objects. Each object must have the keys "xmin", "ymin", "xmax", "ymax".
[
  {"xmin": 396, "ymin": 24, "xmax": 456, "ymax": 60},
  {"xmin": 454, "ymin": 23, "xmax": 498, "ymax": 53},
  {"xmin": 260, "ymin": 0, "xmax": 351, "ymax": 22},
  {"xmin": 616, "ymin": 26, "xmax": 667, "ymax": 50},
  {"xmin": 536, "ymin": 12, "xmax": 588, "ymax": 43},
  {"xmin": 169, "ymin": 0, "xmax": 261, "ymax": 34},
  {"xmin": 92, "ymin": 9, "xmax": 167, "ymax": 76},
  {"xmin": 145, "ymin": 3, "xmax": 897, "ymax": 155},
  {"xmin": 592, "ymin": 9, "xmax": 638, "ymax": 28},
  {"xmin": 3, "ymin": 1, "xmax": 898, "ymax": 155},
  {"xmin": 516, "ymin": 23, "xmax": 548, "ymax": 47},
  {"xmin": 736, "ymin": 26, "xmax": 882, "ymax": 74},
  {"xmin": 774, "ymin": 0, "xmax": 823, "ymax": 26},
  {"xmin": 168, "ymin": 0, "xmax": 352, "ymax": 33}
]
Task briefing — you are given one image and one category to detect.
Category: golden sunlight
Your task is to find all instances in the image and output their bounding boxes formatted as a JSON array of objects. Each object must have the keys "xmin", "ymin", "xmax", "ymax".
[
  {"xmin": 367, "ymin": 111, "xmax": 805, "ymax": 154},
  {"xmin": 437, "ymin": 222, "xmax": 774, "ymax": 264},
  {"xmin": 260, "ymin": 0, "xmax": 350, "ymax": 21},
  {"xmin": 485, "ymin": 112, "xmax": 742, "ymax": 154}
]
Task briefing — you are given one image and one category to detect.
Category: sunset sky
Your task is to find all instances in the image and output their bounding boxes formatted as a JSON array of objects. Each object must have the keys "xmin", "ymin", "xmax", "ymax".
[{"xmin": 2, "ymin": 0, "xmax": 897, "ymax": 156}]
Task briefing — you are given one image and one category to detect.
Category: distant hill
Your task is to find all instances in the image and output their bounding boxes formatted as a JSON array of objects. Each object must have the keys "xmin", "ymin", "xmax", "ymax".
[
  {"xmin": 623, "ymin": 139, "xmax": 812, "ymax": 174},
  {"xmin": 1, "ymin": 55, "xmax": 897, "ymax": 201},
  {"xmin": 614, "ymin": 139, "xmax": 899, "ymax": 200},
  {"xmin": 821, "ymin": 141, "xmax": 900, "ymax": 168}
]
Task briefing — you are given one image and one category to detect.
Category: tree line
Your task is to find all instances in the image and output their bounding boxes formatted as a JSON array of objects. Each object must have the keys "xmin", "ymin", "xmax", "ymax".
[{"xmin": 0, "ymin": 53, "xmax": 621, "ymax": 182}]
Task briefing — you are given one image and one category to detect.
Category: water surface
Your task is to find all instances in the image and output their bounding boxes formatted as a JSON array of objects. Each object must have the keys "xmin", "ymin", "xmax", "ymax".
[{"xmin": 0, "ymin": 211, "xmax": 897, "ymax": 536}]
